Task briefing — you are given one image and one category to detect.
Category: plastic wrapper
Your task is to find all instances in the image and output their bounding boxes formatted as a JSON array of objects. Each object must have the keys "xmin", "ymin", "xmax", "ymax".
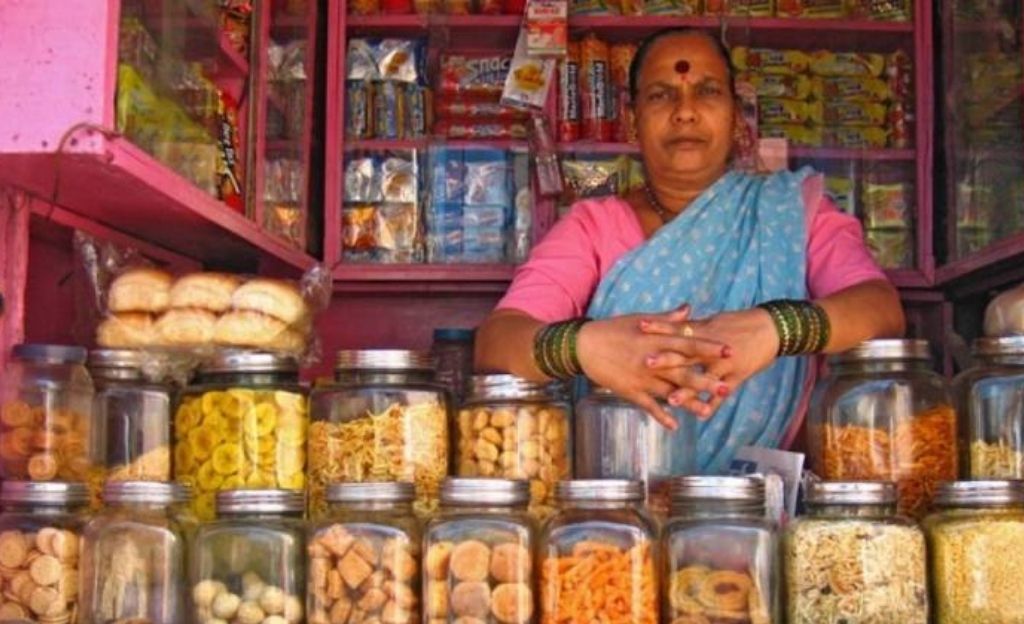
[
  {"xmin": 406, "ymin": 84, "xmax": 430, "ymax": 138},
  {"xmin": 823, "ymin": 125, "xmax": 889, "ymax": 148},
  {"xmin": 580, "ymin": 34, "xmax": 612, "ymax": 141},
  {"xmin": 811, "ymin": 75, "xmax": 892, "ymax": 102},
  {"xmin": 346, "ymin": 81, "xmax": 374, "ymax": 139},
  {"xmin": 437, "ymin": 98, "xmax": 531, "ymax": 121},
  {"xmin": 570, "ymin": 0, "xmax": 620, "ymax": 14},
  {"xmin": 531, "ymin": 116, "xmax": 565, "ymax": 198},
  {"xmin": 732, "ymin": 47, "xmax": 810, "ymax": 75},
  {"xmin": 219, "ymin": 1, "xmax": 253, "ymax": 57},
  {"xmin": 738, "ymin": 72, "xmax": 813, "ymax": 100},
  {"xmin": 825, "ymin": 175, "xmax": 856, "ymax": 215},
  {"xmin": 526, "ymin": 0, "xmax": 569, "ymax": 56},
  {"xmin": 759, "ymin": 124, "xmax": 824, "ymax": 147},
  {"xmin": 863, "ymin": 181, "xmax": 909, "ymax": 227},
  {"xmin": 501, "ymin": 29, "xmax": 558, "ymax": 112},
  {"xmin": 429, "ymin": 147, "xmax": 467, "ymax": 203},
  {"xmin": 809, "ymin": 50, "xmax": 887, "ymax": 77},
  {"xmin": 344, "ymin": 205, "xmax": 380, "ymax": 257},
  {"xmin": 705, "ymin": 0, "xmax": 773, "ymax": 15},
  {"xmin": 641, "ymin": 0, "xmax": 701, "ymax": 14},
  {"xmin": 464, "ymin": 152, "xmax": 512, "ymax": 206},
  {"xmin": 845, "ymin": 0, "xmax": 910, "ymax": 20},
  {"xmin": 561, "ymin": 156, "xmax": 631, "ymax": 204},
  {"xmin": 376, "ymin": 203, "xmax": 423, "ymax": 263},
  {"xmin": 347, "ymin": 39, "xmax": 380, "ymax": 80},
  {"xmin": 349, "ymin": 0, "xmax": 382, "ymax": 16},
  {"xmin": 118, "ymin": 17, "xmax": 158, "ymax": 83},
  {"xmin": 440, "ymin": 53, "xmax": 513, "ymax": 97},
  {"xmin": 758, "ymin": 98, "xmax": 822, "ymax": 124},
  {"xmin": 374, "ymin": 81, "xmax": 405, "ymax": 139},
  {"xmin": 776, "ymin": 0, "xmax": 843, "ymax": 17},
  {"xmin": 823, "ymin": 100, "xmax": 889, "ymax": 126},
  {"xmin": 263, "ymin": 158, "xmax": 307, "ymax": 250},
  {"xmin": 866, "ymin": 227, "xmax": 913, "ymax": 268},
  {"xmin": 610, "ymin": 43, "xmax": 637, "ymax": 143},
  {"xmin": 558, "ymin": 41, "xmax": 582, "ymax": 142},
  {"xmin": 435, "ymin": 119, "xmax": 529, "ymax": 139},
  {"xmin": 216, "ymin": 91, "xmax": 244, "ymax": 212},
  {"xmin": 347, "ymin": 38, "xmax": 425, "ymax": 83},
  {"xmin": 382, "ymin": 156, "xmax": 419, "ymax": 203}
]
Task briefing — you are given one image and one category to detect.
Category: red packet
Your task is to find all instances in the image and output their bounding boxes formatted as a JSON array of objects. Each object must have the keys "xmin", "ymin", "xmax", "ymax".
[{"xmin": 526, "ymin": 0, "xmax": 568, "ymax": 58}]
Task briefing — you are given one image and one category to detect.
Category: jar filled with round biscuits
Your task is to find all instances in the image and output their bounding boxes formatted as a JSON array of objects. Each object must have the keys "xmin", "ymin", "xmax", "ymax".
[
  {"xmin": 189, "ymin": 490, "xmax": 306, "ymax": 624},
  {"xmin": 79, "ymin": 481, "xmax": 188, "ymax": 624},
  {"xmin": 423, "ymin": 478, "xmax": 536, "ymax": 624},
  {"xmin": 456, "ymin": 375, "xmax": 571, "ymax": 518},
  {"xmin": 309, "ymin": 350, "xmax": 450, "ymax": 517},
  {"xmin": 174, "ymin": 351, "xmax": 308, "ymax": 520},
  {"xmin": 0, "ymin": 344, "xmax": 95, "ymax": 483},
  {"xmin": 0, "ymin": 480, "xmax": 89, "ymax": 623},
  {"xmin": 308, "ymin": 482, "xmax": 421, "ymax": 624}
]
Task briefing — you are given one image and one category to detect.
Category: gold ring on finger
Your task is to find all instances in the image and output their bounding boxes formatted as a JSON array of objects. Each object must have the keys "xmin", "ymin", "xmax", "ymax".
[{"xmin": 681, "ymin": 324, "xmax": 695, "ymax": 338}]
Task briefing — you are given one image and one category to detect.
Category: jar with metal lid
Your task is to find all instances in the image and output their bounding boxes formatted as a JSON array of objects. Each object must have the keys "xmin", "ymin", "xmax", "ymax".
[
  {"xmin": 0, "ymin": 344, "xmax": 95, "ymax": 482},
  {"xmin": 539, "ymin": 480, "xmax": 658, "ymax": 624},
  {"xmin": 954, "ymin": 336, "xmax": 1024, "ymax": 478},
  {"xmin": 80, "ymin": 482, "xmax": 188, "ymax": 624},
  {"xmin": 309, "ymin": 350, "xmax": 450, "ymax": 517},
  {"xmin": 924, "ymin": 480, "xmax": 1024, "ymax": 623},
  {"xmin": 308, "ymin": 482, "xmax": 420, "ymax": 624},
  {"xmin": 808, "ymin": 339, "xmax": 957, "ymax": 518},
  {"xmin": 432, "ymin": 328, "xmax": 475, "ymax": 406},
  {"xmin": 662, "ymin": 476, "xmax": 777, "ymax": 624},
  {"xmin": 89, "ymin": 349, "xmax": 173, "ymax": 483},
  {"xmin": 785, "ymin": 481, "xmax": 927, "ymax": 624},
  {"xmin": 189, "ymin": 490, "xmax": 306, "ymax": 624},
  {"xmin": 423, "ymin": 478, "xmax": 535, "ymax": 624},
  {"xmin": 574, "ymin": 387, "xmax": 697, "ymax": 516},
  {"xmin": 0, "ymin": 481, "xmax": 89, "ymax": 623},
  {"xmin": 174, "ymin": 350, "xmax": 308, "ymax": 520},
  {"xmin": 456, "ymin": 374, "xmax": 571, "ymax": 518}
]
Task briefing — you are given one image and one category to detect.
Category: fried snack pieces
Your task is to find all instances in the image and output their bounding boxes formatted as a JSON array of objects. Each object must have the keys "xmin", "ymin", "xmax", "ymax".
[
  {"xmin": 191, "ymin": 573, "xmax": 303, "ymax": 624},
  {"xmin": 0, "ymin": 401, "xmax": 91, "ymax": 483},
  {"xmin": 667, "ymin": 566, "xmax": 771, "ymax": 624}
]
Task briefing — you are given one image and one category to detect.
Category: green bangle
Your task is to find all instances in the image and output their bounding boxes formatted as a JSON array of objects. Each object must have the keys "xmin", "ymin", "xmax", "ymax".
[
  {"xmin": 533, "ymin": 318, "xmax": 590, "ymax": 380},
  {"xmin": 758, "ymin": 299, "xmax": 831, "ymax": 356}
]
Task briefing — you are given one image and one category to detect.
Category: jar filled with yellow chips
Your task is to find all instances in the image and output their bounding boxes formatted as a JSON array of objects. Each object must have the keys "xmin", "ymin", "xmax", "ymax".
[
  {"xmin": 309, "ymin": 350, "xmax": 451, "ymax": 518},
  {"xmin": 173, "ymin": 351, "xmax": 308, "ymax": 520}
]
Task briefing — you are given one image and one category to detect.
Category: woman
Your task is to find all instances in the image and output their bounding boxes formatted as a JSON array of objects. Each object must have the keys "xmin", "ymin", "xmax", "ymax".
[{"xmin": 475, "ymin": 28, "xmax": 905, "ymax": 473}]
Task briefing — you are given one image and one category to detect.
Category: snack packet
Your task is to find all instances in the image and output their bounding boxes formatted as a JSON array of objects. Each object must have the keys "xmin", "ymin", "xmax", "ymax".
[
  {"xmin": 862, "ymin": 181, "xmax": 910, "ymax": 228},
  {"xmin": 501, "ymin": 29, "xmax": 558, "ymax": 112},
  {"xmin": 738, "ymin": 73, "xmax": 813, "ymax": 99},
  {"xmin": 440, "ymin": 53, "xmax": 513, "ymax": 97},
  {"xmin": 811, "ymin": 76, "xmax": 892, "ymax": 101},
  {"xmin": 580, "ymin": 34, "xmax": 612, "ymax": 141},
  {"xmin": 732, "ymin": 47, "xmax": 810, "ymax": 75},
  {"xmin": 776, "ymin": 0, "xmax": 843, "ymax": 17},
  {"xmin": 809, "ymin": 50, "xmax": 886, "ymax": 77},
  {"xmin": 558, "ymin": 41, "xmax": 582, "ymax": 141}
]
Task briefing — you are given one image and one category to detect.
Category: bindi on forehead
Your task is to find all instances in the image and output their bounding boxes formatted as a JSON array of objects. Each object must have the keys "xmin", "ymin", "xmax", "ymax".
[{"xmin": 674, "ymin": 59, "xmax": 691, "ymax": 74}]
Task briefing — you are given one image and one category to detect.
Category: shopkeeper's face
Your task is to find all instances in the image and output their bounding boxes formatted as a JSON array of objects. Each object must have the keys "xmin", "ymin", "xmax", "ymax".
[{"xmin": 634, "ymin": 34, "xmax": 737, "ymax": 189}]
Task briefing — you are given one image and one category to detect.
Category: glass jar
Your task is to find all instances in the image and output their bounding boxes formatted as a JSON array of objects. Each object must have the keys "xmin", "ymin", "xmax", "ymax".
[
  {"xmin": 309, "ymin": 350, "xmax": 450, "ymax": 517},
  {"xmin": 80, "ymin": 481, "xmax": 188, "ymax": 624},
  {"xmin": 925, "ymin": 480, "xmax": 1024, "ymax": 624},
  {"xmin": 423, "ymin": 478, "xmax": 535, "ymax": 624},
  {"xmin": 0, "ymin": 481, "xmax": 89, "ymax": 622},
  {"xmin": 308, "ymin": 482, "xmax": 421, "ymax": 624},
  {"xmin": 808, "ymin": 339, "xmax": 957, "ymax": 518},
  {"xmin": 574, "ymin": 387, "xmax": 697, "ymax": 516},
  {"xmin": 174, "ymin": 351, "xmax": 308, "ymax": 520},
  {"xmin": 456, "ymin": 375, "xmax": 571, "ymax": 518},
  {"xmin": 540, "ymin": 480, "xmax": 658, "ymax": 624},
  {"xmin": 432, "ymin": 328, "xmax": 475, "ymax": 406},
  {"xmin": 785, "ymin": 481, "xmax": 928, "ymax": 624},
  {"xmin": 89, "ymin": 349, "xmax": 173, "ymax": 483},
  {"xmin": 954, "ymin": 337, "xmax": 1024, "ymax": 478},
  {"xmin": 190, "ymin": 490, "xmax": 306, "ymax": 624},
  {"xmin": 662, "ymin": 476, "xmax": 777, "ymax": 624},
  {"xmin": 0, "ymin": 344, "xmax": 95, "ymax": 482}
]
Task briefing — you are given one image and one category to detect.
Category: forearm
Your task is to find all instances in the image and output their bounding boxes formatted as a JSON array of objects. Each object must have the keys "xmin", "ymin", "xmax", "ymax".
[
  {"xmin": 474, "ymin": 309, "xmax": 548, "ymax": 380},
  {"xmin": 814, "ymin": 279, "xmax": 906, "ymax": 354}
]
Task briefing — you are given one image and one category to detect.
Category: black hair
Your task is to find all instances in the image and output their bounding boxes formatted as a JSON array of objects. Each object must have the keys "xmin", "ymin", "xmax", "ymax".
[{"xmin": 628, "ymin": 27, "xmax": 736, "ymax": 104}]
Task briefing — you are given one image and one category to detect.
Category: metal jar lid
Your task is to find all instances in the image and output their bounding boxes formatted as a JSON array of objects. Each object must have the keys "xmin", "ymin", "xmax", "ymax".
[
  {"xmin": 326, "ymin": 482, "xmax": 415, "ymax": 504},
  {"xmin": 972, "ymin": 336, "xmax": 1024, "ymax": 358},
  {"xmin": 103, "ymin": 481, "xmax": 178, "ymax": 505},
  {"xmin": 805, "ymin": 481, "xmax": 897, "ymax": 506},
  {"xmin": 88, "ymin": 349, "xmax": 149, "ymax": 370},
  {"xmin": 335, "ymin": 350, "xmax": 434, "ymax": 372},
  {"xmin": 555, "ymin": 479, "xmax": 645, "ymax": 503},
  {"xmin": 200, "ymin": 350, "xmax": 298, "ymax": 375},
  {"xmin": 670, "ymin": 476, "xmax": 765, "ymax": 503},
  {"xmin": 12, "ymin": 344, "xmax": 88, "ymax": 365},
  {"xmin": 831, "ymin": 339, "xmax": 931, "ymax": 364},
  {"xmin": 440, "ymin": 478, "xmax": 530, "ymax": 507},
  {"xmin": 215, "ymin": 489, "xmax": 305, "ymax": 515},
  {"xmin": 0, "ymin": 481, "xmax": 89, "ymax": 506},
  {"xmin": 172, "ymin": 483, "xmax": 193, "ymax": 504},
  {"xmin": 468, "ymin": 374, "xmax": 564, "ymax": 401},
  {"xmin": 933, "ymin": 480, "xmax": 1024, "ymax": 507}
]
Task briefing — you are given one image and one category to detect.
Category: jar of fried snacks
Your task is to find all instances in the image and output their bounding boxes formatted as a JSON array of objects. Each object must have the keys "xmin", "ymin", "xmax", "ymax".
[
  {"xmin": 539, "ymin": 480, "xmax": 658, "ymax": 624},
  {"xmin": 574, "ymin": 387, "xmax": 697, "ymax": 516},
  {"xmin": 0, "ymin": 344, "xmax": 95, "ymax": 483},
  {"xmin": 925, "ymin": 480, "xmax": 1024, "ymax": 624},
  {"xmin": 423, "ymin": 478, "xmax": 535, "ymax": 624},
  {"xmin": 309, "ymin": 350, "xmax": 450, "ymax": 517},
  {"xmin": 954, "ymin": 336, "xmax": 1024, "ymax": 478},
  {"xmin": 785, "ymin": 481, "xmax": 928, "ymax": 624},
  {"xmin": 174, "ymin": 351, "xmax": 308, "ymax": 520},
  {"xmin": 308, "ymin": 482, "xmax": 420, "ymax": 624},
  {"xmin": 89, "ymin": 349, "xmax": 173, "ymax": 483},
  {"xmin": 808, "ymin": 339, "xmax": 957, "ymax": 518},
  {"xmin": 0, "ymin": 481, "xmax": 89, "ymax": 623},
  {"xmin": 189, "ymin": 490, "xmax": 306, "ymax": 624},
  {"xmin": 80, "ymin": 482, "xmax": 188, "ymax": 624},
  {"xmin": 662, "ymin": 476, "xmax": 777, "ymax": 624},
  {"xmin": 456, "ymin": 375, "xmax": 571, "ymax": 518}
]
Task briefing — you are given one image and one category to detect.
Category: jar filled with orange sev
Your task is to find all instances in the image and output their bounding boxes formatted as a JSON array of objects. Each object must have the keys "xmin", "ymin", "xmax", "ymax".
[
  {"xmin": 808, "ymin": 339, "xmax": 957, "ymax": 519},
  {"xmin": 539, "ymin": 480, "xmax": 658, "ymax": 624}
]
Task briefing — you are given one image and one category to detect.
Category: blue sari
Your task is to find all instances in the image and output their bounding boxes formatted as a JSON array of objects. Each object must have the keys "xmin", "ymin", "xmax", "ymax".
[{"xmin": 587, "ymin": 168, "xmax": 813, "ymax": 473}]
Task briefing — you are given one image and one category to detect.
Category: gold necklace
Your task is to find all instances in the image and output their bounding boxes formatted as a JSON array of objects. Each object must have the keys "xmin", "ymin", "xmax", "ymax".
[{"xmin": 643, "ymin": 184, "xmax": 676, "ymax": 223}]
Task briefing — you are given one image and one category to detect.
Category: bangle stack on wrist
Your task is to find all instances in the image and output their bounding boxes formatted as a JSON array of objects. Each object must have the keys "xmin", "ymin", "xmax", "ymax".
[
  {"xmin": 533, "ymin": 318, "xmax": 589, "ymax": 379},
  {"xmin": 757, "ymin": 299, "xmax": 831, "ymax": 356}
]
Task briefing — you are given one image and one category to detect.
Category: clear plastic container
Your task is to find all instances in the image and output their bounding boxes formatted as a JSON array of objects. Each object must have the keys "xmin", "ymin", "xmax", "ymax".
[
  {"xmin": 954, "ymin": 337, "xmax": 1024, "ymax": 478},
  {"xmin": 809, "ymin": 339, "xmax": 957, "ymax": 518},
  {"xmin": 786, "ymin": 481, "xmax": 928, "ymax": 624},
  {"xmin": 0, "ymin": 344, "xmax": 95, "ymax": 483},
  {"xmin": 456, "ymin": 375, "xmax": 571, "ymax": 518},
  {"xmin": 539, "ymin": 480, "xmax": 658, "ymax": 624},
  {"xmin": 662, "ymin": 476, "xmax": 778, "ymax": 624},
  {"xmin": 574, "ymin": 387, "xmax": 697, "ymax": 516},
  {"xmin": 89, "ymin": 349, "xmax": 173, "ymax": 483},
  {"xmin": 189, "ymin": 490, "xmax": 306, "ymax": 624},
  {"xmin": 0, "ymin": 481, "xmax": 90, "ymax": 623},
  {"xmin": 925, "ymin": 480, "xmax": 1024, "ymax": 624},
  {"xmin": 423, "ymin": 478, "xmax": 535, "ymax": 624},
  {"xmin": 309, "ymin": 350, "xmax": 450, "ymax": 517},
  {"xmin": 308, "ymin": 482, "xmax": 420, "ymax": 624},
  {"xmin": 80, "ymin": 481, "xmax": 188, "ymax": 623},
  {"xmin": 174, "ymin": 351, "xmax": 308, "ymax": 520},
  {"xmin": 432, "ymin": 328, "xmax": 475, "ymax": 406}
]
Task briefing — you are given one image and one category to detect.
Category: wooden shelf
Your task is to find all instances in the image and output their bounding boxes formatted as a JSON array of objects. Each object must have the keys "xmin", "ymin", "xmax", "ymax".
[
  {"xmin": 334, "ymin": 263, "xmax": 517, "ymax": 291},
  {"xmin": 556, "ymin": 142, "xmax": 914, "ymax": 161},
  {"xmin": 885, "ymin": 268, "xmax": 931, "ymax": 289},
  {"xmin": 267, "ymin": 139, "xmax": 304, "ymax": 154},
  {"xmin": 345, "ymin": 138, "xmax": 527, "ymax": 151},
  {"xmin": 937, "ymin": 230, "xmax": 1024, "ymax": 289}
]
